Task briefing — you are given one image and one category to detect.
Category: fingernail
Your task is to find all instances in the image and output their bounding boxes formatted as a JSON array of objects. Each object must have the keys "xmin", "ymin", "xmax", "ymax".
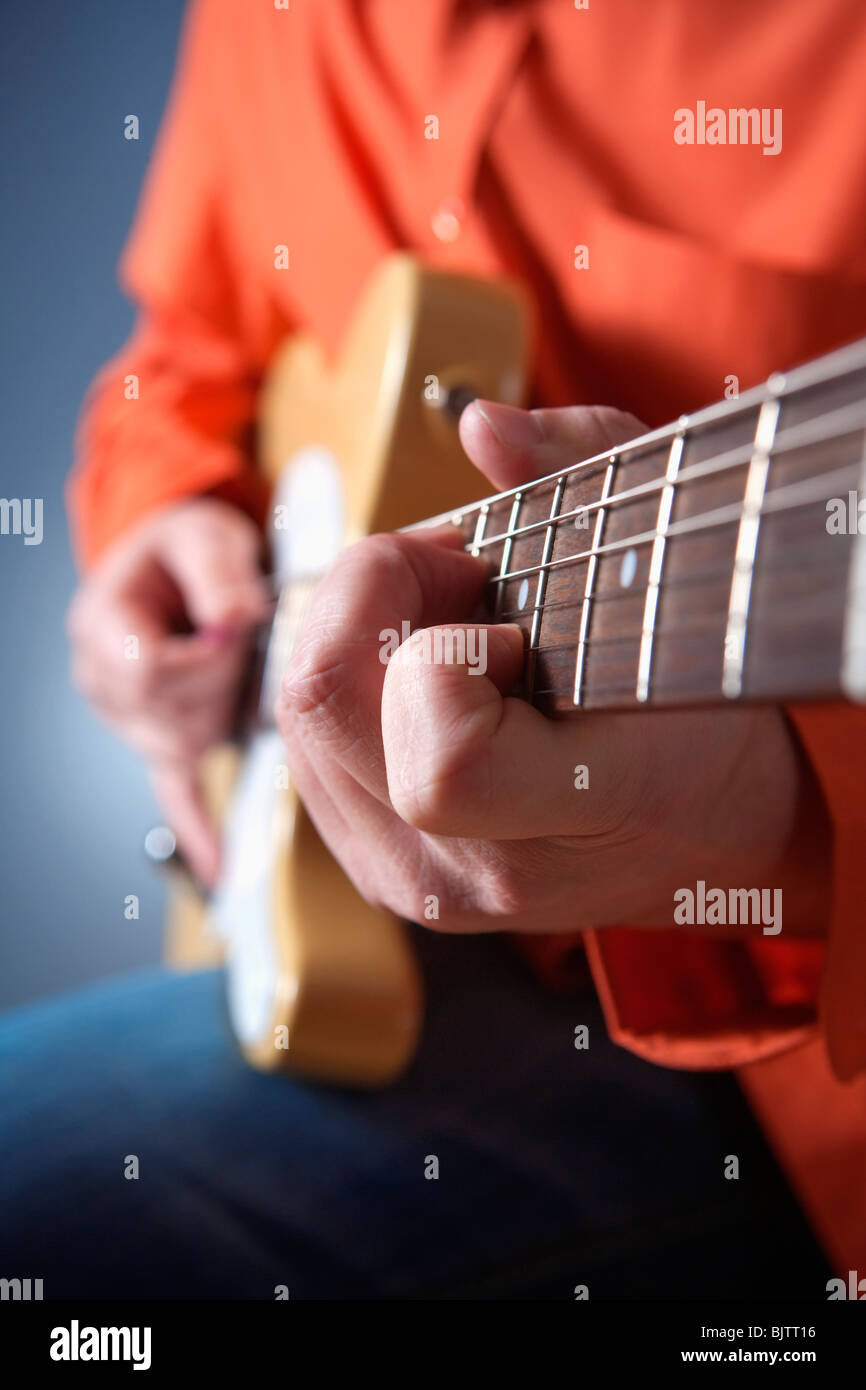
[{"xmin": 475, "ymin": 401, "xmax": 545, "ymax": 450}]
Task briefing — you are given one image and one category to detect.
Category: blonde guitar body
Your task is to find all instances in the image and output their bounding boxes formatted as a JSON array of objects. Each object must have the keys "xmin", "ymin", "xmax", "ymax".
[{"xmin": 165, "ymin": 255, "xmax": 530, "ymax": 1085}]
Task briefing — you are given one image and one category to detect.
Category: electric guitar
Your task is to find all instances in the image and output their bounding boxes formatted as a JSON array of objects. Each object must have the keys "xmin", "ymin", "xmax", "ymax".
[{"xmin": 156, "ymin": 254, "xmax": 866, "ymax": 1086}]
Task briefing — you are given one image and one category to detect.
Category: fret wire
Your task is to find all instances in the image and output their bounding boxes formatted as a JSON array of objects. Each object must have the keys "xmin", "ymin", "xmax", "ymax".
[
  {"xmin": 494, "ymin": 492, "xmax": 523, "ymax": 619},
  {"xmin": 257, "ymin": 527, "xmax": 855, "ymax": 716},
  {"xmin": 257, "ymin": 451, "xmax": 860, "ymax": 714},
  {"xmin": 469, "ymin": 395, "xmax": 866, "ymax": 559},
  {"xmin": 501, "ymin": 539, "xmax": 853, "ymax": 625},
  {"xmin": 407, "ymin": 339, "xmax": 866, "ymax": 539},
  {"xmin": 552, "ymin": 627, "xmax": 708, "ymax": 654},
  {"xmin": 532, "ymin": 580, "xmax": 866, "ymax": 653},
  {"xmin": 636, "ymin": 430, "xmax": 685, "ymax": 702},
  {"xmin": 574, "ymin": 459, "xmax": 615, "ymax": 706},
  {"xmin": 470, "ymin": 503, "xmax": 489, "ymax": 556},
  {"xmin": 721, "ymin": 396, "xmax": 782, "ymax": 698},
  {"xmin": 527, "ymin": 476, "xmax": 566, "ymax": 699},
  {"xmin": 258, "ymin": 338, "xmax": 866, "ymax": 721},
  {"xmin": 484, "ymin": 456, "xmax": 861, "ymax": 589},
  {"xmin": 501, "ymin": 562, "xmax": 739, "ymax": 621},
  {"xmin": 531, "ymin": 613, "xmax": 864, "ymax": 702},
  {"xmin": 532, "ymin": 610, "xmax": 866, "ymax": 700},
  {"xmin": 254, "ymin": 448, "xmax": 860, "ymax": 725},
  {"xmin": 541, "ymin": 622, "xmax": 737, "ymax": 655},
  {"xmin": 447, "ymin": 503, "xmax": 484, "ymax": 540},
  {"xmin": 532, "ymin": 682, "xmax": 712, "ymax": 702}
]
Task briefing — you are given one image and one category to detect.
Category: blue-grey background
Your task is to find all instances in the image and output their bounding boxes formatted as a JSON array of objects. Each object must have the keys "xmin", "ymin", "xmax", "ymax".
[{"xmin": 0, "ymin": 0, "xmax": 188, "ymax": 1009}]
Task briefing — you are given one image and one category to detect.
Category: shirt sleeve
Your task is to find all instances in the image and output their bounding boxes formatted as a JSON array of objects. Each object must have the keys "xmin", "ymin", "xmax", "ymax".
[{"xmin": 67, "ymin": 0, "xmax": 271, "ymax": 569}]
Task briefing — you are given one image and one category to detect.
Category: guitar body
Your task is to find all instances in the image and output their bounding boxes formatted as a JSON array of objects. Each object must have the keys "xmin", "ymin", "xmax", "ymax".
[{"xmin": 165, "ymin": 255, "xmax": 530, "ymax": 1084}]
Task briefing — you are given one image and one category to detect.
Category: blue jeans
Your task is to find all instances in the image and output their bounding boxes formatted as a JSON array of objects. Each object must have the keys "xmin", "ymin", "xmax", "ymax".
[{"xmin": 0, "ymin": 927, "xmax": 829, "ymax": 1299}]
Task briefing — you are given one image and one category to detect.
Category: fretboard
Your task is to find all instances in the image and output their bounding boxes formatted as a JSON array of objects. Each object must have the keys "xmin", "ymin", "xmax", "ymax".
[
  {"xmin": 408, "ymin": 336, "xmax": 866, "ymax": 714},
  {"xmin": 259, "ymin": 336, "xmax": 866, "ymax": 724}
]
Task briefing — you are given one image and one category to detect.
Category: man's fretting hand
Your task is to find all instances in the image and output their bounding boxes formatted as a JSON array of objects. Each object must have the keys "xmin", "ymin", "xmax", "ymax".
[{"xmin": 276, "ymin": 401, "xmax": 830, "ymax": 936}]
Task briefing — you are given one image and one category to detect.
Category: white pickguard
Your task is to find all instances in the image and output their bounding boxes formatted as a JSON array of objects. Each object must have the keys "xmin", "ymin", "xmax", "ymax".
[{"xmin": 213, "ymin": 447, "xmax": 345, "ymax": 1049}]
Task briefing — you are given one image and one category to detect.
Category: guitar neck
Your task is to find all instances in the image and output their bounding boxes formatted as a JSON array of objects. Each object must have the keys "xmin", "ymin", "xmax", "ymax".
[
  {"xmin": 411, "ymin": 337, "xmax": 866, "ymax": 715},
  {"xmin": 258, "ymin": 337, "xmax": 866, "ymax": 726}
]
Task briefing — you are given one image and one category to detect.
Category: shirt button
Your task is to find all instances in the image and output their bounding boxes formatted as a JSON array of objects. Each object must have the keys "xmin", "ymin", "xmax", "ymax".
[{"xmin": 431, "ymin": 196, "xmax": 465, "ymax": 243}]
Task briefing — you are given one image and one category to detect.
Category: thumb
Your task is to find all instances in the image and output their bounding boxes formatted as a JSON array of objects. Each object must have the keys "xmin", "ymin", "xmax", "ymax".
[
  {"xmin": 458, "ymin": 401, "xmax": 646, "ymax": 493},
  {"xmin": 157, "ymin": 504, "xmax": 271, "ymax": 632},
  {"xmin": 382, "ymin": 621, "xmax": 618, "ymax": 839}
]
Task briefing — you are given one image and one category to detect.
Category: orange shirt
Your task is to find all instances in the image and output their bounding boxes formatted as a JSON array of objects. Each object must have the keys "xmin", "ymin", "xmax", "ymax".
[{"xmin": 68, "ymin": 0, "xmax": 866, "ymax": 1270}]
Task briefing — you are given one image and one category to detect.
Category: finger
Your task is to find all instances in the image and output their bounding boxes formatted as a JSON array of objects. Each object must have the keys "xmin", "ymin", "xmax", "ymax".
[
  {"xmin": 88, "ymin": 677, "xmax": 234, "ymax": 764},
  {"xmin": 458, "ymin": 400, "xmax": 645, "ymax": 492},
  {"xmin": 382, "ymin": 622, "xmax": 632, "ymax": 839},
  {"xmin": 155, "ymin": 506, "xmax": 271, "ymax": 632},
  {"xmin": 70, "ymin": 586, "xmax": 164, "ymax": 689},
  {"xmin": 74, "ymin": 585, "xmax": 253, "ymax": 711},
  {"xmin": 283, "ymin": 714, "xmax": 454, "ymax": 925},
  {"xmin": 277, "ymin": 530, "xmax": 487, "ymax": 803},
  {"xmin": 150, "ymin": 761, "xmax": 221, "ymax": 888},
  {"xmin": 72, "ymin": 631, "xmax": 247, "ymax": 734}
]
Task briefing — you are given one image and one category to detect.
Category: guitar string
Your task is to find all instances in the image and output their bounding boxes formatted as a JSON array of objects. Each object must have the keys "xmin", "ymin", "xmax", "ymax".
[
  {"xmin": 253, "ymin": 490, "xmax": 859, "ymax": 728},
  {"xmin": 529, "ymin": 634, "xmax": 861, "ymax": 701},
  {"xmin": 406, "ymin": 348, "xmax": 866, "ymax": 537},
  {"xmin": 253, "ymin": 393, "xmax": 865, "ymax": 709},
  {"xmin": 500, "ymin": 539, "xmax": 856, "ymax": 633},
  {"xmin": 530, "ymin": 592, "xmax": 859, "ymax": 656},
  {"xmin": 498, "ymin": 544, "xmax": 849, "ymax": 621},
  {"xmin": 453, "ymin": 397, "xmax": 864, "ymax": 565},
  {"xmin": 256, "ymin": 417, "xmax": 862, "ymax": 623},
  {"xmin": 480, "ymin": 455, "xmax": 861, "ymax": 590},
  {"xmin": 515, "ymin": 447, "xmax": 862, "ymax": 700},
  {"xmin": 256, "ymin": 456, "xmax": 862, "ymax": 680},
  {"xmin": 466, "ymin": 396, "xmax": 866, "ymax": 559},
  {"xmin": 254, "ymin": 391, "xmax": 864, "ymax": 612}
]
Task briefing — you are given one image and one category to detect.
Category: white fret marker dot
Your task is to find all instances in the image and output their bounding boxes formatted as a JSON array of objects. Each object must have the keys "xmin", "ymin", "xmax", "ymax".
[
  {"xmin": 619, "ymin": 548, "xmax": 638, "ymax": 588},
  {"xmin": 517, "ymin": 577, "xmax": 530, "ymax": 609}
]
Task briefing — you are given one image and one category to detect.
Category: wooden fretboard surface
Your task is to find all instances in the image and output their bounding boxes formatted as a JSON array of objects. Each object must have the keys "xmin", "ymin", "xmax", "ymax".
[
  {"xmin": 412, "ymin": 339, "xmax": 866, "ymax": 714},
  {"xmin": 256, "ymin": 337, "xmax": 866, "ymax": 726}
]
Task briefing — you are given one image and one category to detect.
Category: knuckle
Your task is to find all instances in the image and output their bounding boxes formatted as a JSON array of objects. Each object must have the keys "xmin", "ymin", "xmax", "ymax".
[
  {"xmin": 354, "ymin": 530, "xmax": 409, "ymax": 569},
  {"xmin": 417, "ymin": 857, "xmax": 531, "ymax": 928},
  {"xmin": 343, "ymin": 531, "xmax": 421, "ymax": 597},
  {"xmin": 389, "ymin": 779, "xmax": 451, "ymax": 835},
  {"xmin": 409, "ymin": 872, "xmax": 468, "ymax": 929},
  {"xmin": 277, "ymin": 643, "xmax": 348, "ymax": 740},
  {"xmin": 474, "ymin": 857, "xmax": 532, "ymax": 919},
  {"xmin": 390, "ymin": 746, "xmax": 491, "ymax": 836}
]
